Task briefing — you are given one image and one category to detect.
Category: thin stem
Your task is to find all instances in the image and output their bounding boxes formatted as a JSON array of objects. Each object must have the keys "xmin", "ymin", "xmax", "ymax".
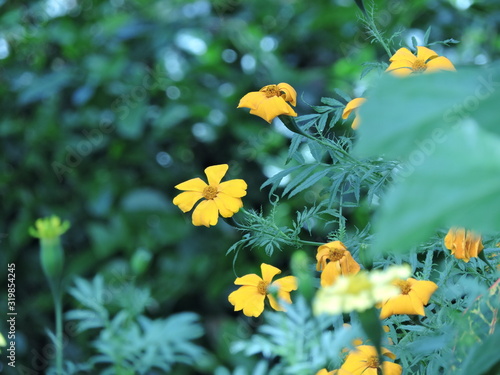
[{"xmin": 50, "ymin": 281, "xmax": 64, "ymax": 375}]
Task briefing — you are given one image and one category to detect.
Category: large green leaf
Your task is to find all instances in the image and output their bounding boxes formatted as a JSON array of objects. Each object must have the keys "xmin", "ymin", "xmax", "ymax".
[
  {"xmin": 354, "ymin": 64, "xmax": 500, "ymax": 159},
  {"xmin": 371, "ymin": 123, "xmax": 500, "ymax": 254}
]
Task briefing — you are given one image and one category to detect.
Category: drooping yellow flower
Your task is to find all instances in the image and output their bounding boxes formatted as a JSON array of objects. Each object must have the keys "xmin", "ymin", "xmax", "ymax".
[
  {"xmin": 341, "ymin": 345, "xmax": 402, "ymax": 375},
  {"xmin": 444, "ymin": 227, "xmax": 484, "ymax": 262},
  {"xmin": 237, "ymin": 82, "xmax": 297, "ymax": 123},
  {"xmin": 386, "ymin": 46, "xmax": 456, "ymax": 77},
  {"xmin": 314, "ymin": 265, "xmax": 411, "ymax": 316},
  {"xmin": 173, "ymin": 164, "xmax": 247, "ymax": 227},
  {"xmin": 316, "ymin": 241, "xmax": 361, "ymax": 287},
  {"xmin": 379, "ymin": 278, "xmax": 438, "ymax": 319},
  {"xmin": 342, "ymin": 98, "xmax": 366, "ymax": 129},
  {"xmin": 228, "ymin": 263, "xmax": 298, "ymax": 317}
]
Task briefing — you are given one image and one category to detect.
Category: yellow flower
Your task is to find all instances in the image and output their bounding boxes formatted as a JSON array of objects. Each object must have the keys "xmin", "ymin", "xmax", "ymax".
[
  {"xmin": 228, "ymin": 263, "xmax": 298, "ymax": 317},
  {"xmin": 379, "ymin": 278, "xmax": 438, "ymax": 319},
  {"xmin": 316, "ymin": 241, "xmax": 361, "ymax": 287},
  {"xmin": 444, "ymin": 227, "xmax": 484, "ymax": 262},
  {"xmin": 386, "ymin": 46, "xmax": 456, "ymax": 77},
  {"xmin": 314, "ymin": 265, "xmax": 411, "ymax": 316},
  {"xmin": 341, "ymin": 345, "xmax": 402, "ymax": 375},
  {"xmin": 173, "ymin": 164, "xmax": 247, "ymax": 227},
  {"xmin": 237, "ymin": 82, "xmax": 297, "ymax": 123},
  {"xmin": 342, "ymin": 98, "xmax": 366, "ymax": 129}
]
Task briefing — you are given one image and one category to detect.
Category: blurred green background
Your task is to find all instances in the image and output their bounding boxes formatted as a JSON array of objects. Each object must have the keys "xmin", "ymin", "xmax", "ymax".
[{"xmin": 1, "ymin": 0, "xmax": 500, "ymax": 373}]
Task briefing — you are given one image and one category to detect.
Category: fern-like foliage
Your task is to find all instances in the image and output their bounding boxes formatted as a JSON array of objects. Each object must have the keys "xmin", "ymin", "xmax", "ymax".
[
  {"xmin": 64, "ymin": 276, "xmax": 206, "ymax": 374},
  {"xmin": 231, "ymin": 297, "xmax": 363, "ymax": 375}
]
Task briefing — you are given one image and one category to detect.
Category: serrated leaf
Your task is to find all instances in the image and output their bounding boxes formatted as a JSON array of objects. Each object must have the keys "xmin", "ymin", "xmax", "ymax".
[
  {"xmin": 371, "ymin": 123, "xmax": 500, "ymax": 254},
  {"xmin": 288, "ymin": 169, "xmax": 330, "ymax": 198},
  {"xmin": 423, "ymin": 26, "xmax": 432, "ymax": 45},
  {"xmin": 286, "ymin": 134, "xmax": 303, "ymax": 164},
  {"xmin": 312, "ymin": 105, "xmax": 333, "ymax": 114},
  {"xmin": 334, "ymin": 88, "xmax": 352, "ymax": 103},
  {"xmin": 260, "ymin": 165, "xmax": 303, "ymax": 195},
  {"xmin": 412, "ymin": 36, "xmax": 418, "ymax": 49},
  {"xmin": 282, "ymin": 164, "xmax": 318, "ymax": 197},
  {"xmin": 321, "ymin": 97, "xmax": 344, "ymax": 107}
]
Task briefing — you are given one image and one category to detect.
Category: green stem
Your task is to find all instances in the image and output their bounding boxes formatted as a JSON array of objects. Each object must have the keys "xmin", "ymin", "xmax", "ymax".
[
  {"xmin": 364, "ymin": 11, "xmax": 393, "ymax": 58},
  {"xmin": 49, "ymin": 281, "xmax": 63, "ymax": 375},
  {"xmin": 297, "ymin": 239, "xmax": 325, "ymax": 247}
]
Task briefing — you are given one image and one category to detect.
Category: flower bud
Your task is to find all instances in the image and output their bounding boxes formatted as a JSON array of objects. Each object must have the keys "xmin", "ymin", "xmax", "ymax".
[{"xmin": 29, "ymin": 215, "xmax": 70, "ymax": 282}]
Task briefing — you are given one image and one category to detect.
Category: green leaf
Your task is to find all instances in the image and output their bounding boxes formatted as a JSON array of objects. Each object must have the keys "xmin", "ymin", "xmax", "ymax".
[
  {"xmin": 423, "ymin": 26, "xmax": 432, "ymax": 45},
  {"xmin": 354, "ymin": 65, "xmax": 500, "ymax": 160},
  {"xmin": 371, "ymin": 123, "xmax": 500, "ymax": 254},
  {"xmin": 458, "ymin": 328, "xmax": 500, "ymax": 375}
]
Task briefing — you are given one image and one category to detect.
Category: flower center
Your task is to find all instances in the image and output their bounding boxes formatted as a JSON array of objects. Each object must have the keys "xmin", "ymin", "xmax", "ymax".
[
  {"xmin": 366, "ymin": 355, "xmax": 379, "ymax": 368},
  {"xmin": 396, "ymin": 280, "xmax": 412, "ymax": 295},
  {"xmin": 202, "ymin": 186, "xmax": 218, "ymax": 200},
  {"xmin": 412, "ymin": 58, "xmax": 427, "ymax": 72},
  {"xmin": 257, "ymin": 281, "xmax": 269, "ymax": 295},
  {"xmin": 328, "ymin": 248, "xmax": 345, "ymax": 262},
  {"xmin": 260, "ymin": 84, "xmax": 282, "ymax": 98}
]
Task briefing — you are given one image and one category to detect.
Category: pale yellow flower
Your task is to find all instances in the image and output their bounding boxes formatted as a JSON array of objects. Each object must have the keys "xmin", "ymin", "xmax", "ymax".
[
  {"xmin": 386, "ymin": 46, "xmax": 455, "ymax": 77},
  {"xmin": 314, "ymin": 265, "xmax": 411, "ymax": 316},
  {"xmin": 237, "ymin": 83, "xmax": 297, "ymax": 123},
  {"xmin": 444, "ymin": 227, "xmax": 484, "ymax": 262},
  {"xmin": 228, "ymin": 263, "xmax": 298, "ymax": 317},
  {"xmin": 342, "ymin": 98, "xmax": 366, "ymax": 129},
  {"xmin": 173, "ymin": 164, "xmax": 247, "ymax": 227}
]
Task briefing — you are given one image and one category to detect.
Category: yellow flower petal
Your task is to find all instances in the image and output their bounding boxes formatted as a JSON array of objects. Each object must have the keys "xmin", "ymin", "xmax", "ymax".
[
  {"xmin": 382, "ymin": 362, "xmax": 402, "ymax": 375},
  {"xmin": 380, "ymin": 294, "xmax": 416, "ymax": 319},
  {"xmin": 234, "ymin": 274, "xmax": 262, "ymax": 286},
  {"xmin": 351, "ymin": 115, "xmax": 361, "ymax": 129},
  {"xmin": 408, "ymin": 291, "xmax": 426, "ymax": 316},
  {"xmin": 228, "ymin": 286, "xmax": 266, "ymax": 317},
  {"xmin": 213, "ymin": 197, "xmax": 235, "ymax": 218},
  {"xmin": 425, "ymin": 56, "xmax": 456, "ymax": 73},
  {"xmin": 174, "ymin": 177, "xmax": 207, "ymax": 192},
  {"xmin": 416, "ymin": 46, "xmax": 438, "ymax": 62},
  {"xmin": 386, "ymin": 60, "xmax": 413, "ymax": 76},
  {"xmin": 277, "ymin": 290, "xmax": 293, "ymax": 304},
  {"xmin": 261, "ymin": 263, "xmax": 282, "ymax": 283},
  {"xmin": 237, "ymin": 91, "xmax": 267, "ymax": 110},
  {"xmin": 272, "ymin": 275, "xmax": 298, "ymax": 292},
  {"xmin": 172, "ymin": 191, "xmax": 203, "ymax": 212},
  {"xmin": 277, "ymin": 82, "xmax": 297, "ymax": 106},
  {"xmin": 389, "ymin": 47, "xmax": 417, "ymax": 63},
  {"xmin": 342, "ymin": 98, "xmax": 366, "ymax": 119},
  {"xmin": 321, "ymin": 261, "xmax": 342, "ymax": 287},
  {"xmin": 205, "ymin": 164, "xmax": 228, "ymax": 187},
  {"xmin": 267, "ymin": 293, "xmax": 285, "ymax": 311},
  {"xmin": 249, "ymin": 96, "xmax": 297, "ymax": 123},
  {"xmin": 409, "ymin": 279, "xmax": 438, "ymax": 305},
  {"xmin": 215, "ymin": 193, "xmax": 243, "ymax": 213},
  {"xmin": 218, "ymin": 179, "xmax": 248, "ymax": 198},
  {"xmin": 191, "ymin": 199, "xmax": 219, "ymax": 227}
]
